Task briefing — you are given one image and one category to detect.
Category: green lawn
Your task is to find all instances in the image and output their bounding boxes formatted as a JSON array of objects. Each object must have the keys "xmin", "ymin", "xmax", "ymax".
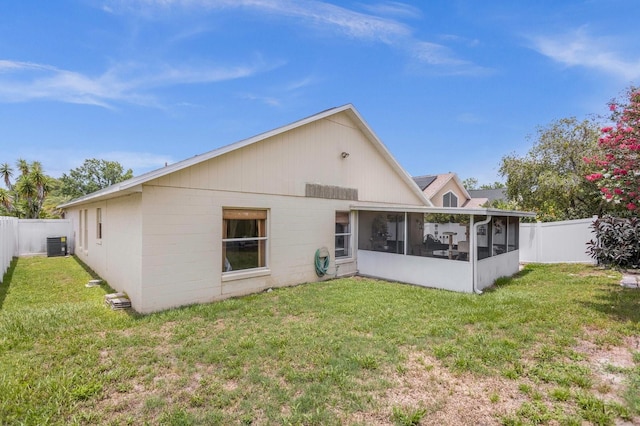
[{"xmin": 1, "ymin": 257, "xmax": 639, "ymax": 425}]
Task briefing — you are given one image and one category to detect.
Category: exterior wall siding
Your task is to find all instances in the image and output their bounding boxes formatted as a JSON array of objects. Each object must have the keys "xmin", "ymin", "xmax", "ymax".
[
  {"xmin": 357, "ymin": 249, "xmax": 473, "ymax": 293},
  {"xmin": 71, "ymin": 193, "xmax": 143, "ymax": 309},
  {"xmin": 148, "ymin": 112, "xmax": 424, "ymax": 206},
  {"xmin": 432, "ymin": 179, "xmax": 466, "ymax": 207},
  {"xmin": 476, "ymin": 250, "xmax": 520, "ymax": 290},
  {"xmin": 138, "ymin": 185, "xmax": 358, "ymax": 313}
]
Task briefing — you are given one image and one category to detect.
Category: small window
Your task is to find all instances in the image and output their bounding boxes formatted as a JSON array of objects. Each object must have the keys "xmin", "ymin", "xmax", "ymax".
[
  {"xmin": 443, "ymin": 192, "xmax": 458, "ymax": 207},
  {"xmin": 222, "ymin": 209, "xmax": 267, "ymax": 273},
  {"xmin": 78, "ymin": 211, "xmax": 83, "ymax": 248},
  {"xmin": 83, "ymin": 209, "xmax": 88, "ymax": 250},
  {"xmin": 335, "ymin": 211, "xmax": 351, "ymax": 258},
  {"xmin": 96, "ymin": 208, "xmax": 102, "ymax": 240}
]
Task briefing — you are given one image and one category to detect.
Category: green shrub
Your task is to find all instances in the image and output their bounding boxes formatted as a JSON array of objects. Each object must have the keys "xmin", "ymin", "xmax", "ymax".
[{"xmin": 587, "ymin": 216, "xmax": 640, "ymax": 269}]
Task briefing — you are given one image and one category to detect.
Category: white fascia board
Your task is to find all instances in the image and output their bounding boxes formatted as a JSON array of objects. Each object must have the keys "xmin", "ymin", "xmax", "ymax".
[{"xmin": 351, "ymin": 204, "xmax": 536, "ymax": 218}]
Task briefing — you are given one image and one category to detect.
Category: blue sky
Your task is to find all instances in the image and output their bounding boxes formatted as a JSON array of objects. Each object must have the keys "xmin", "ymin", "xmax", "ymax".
[{"xmin": 1, "ymin": 0, "xmax": 639, "ymax": 186}]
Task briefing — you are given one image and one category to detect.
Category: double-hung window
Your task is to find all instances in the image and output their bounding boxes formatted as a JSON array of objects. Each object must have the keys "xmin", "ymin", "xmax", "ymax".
[
  {"xmin": 222, "ymin": 209, "xmax": 267, "ymax": 273},
  {"xmin": 335, "ymin": 211, "xmax": 351, "ymax": 258}
]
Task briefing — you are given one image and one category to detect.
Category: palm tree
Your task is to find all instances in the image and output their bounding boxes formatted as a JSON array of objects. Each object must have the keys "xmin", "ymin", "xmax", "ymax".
[
  {"xmin": 0, "ymin": 163, "xmax": 13, "ymax": 190},
  {"xmin": 16, "ymin": 158, "xmax": 29, "ymax": 176},
  {"xmin": 0, "ymin": 188, "xmax": 13, "ymax": 214},
  {"xmin": 2, "ymin": 159, "xmax": 53, "ymax": 218}
]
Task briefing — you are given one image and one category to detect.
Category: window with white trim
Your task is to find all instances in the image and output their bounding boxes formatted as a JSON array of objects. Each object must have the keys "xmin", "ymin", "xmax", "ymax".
[
  {"xmin": 335, "ymin": 211, "xmax": 351, "ymax": 258},
  {"xmin": 96, "ymin": 208, "xmax": 102, "ymax": 240},
  {"xmin": 222, "ymin": 209, "xmax": 267, "ymax": 273},
  {"xmin": 443, "ymin": 192, "xmax": 458, "ymax": 207}
]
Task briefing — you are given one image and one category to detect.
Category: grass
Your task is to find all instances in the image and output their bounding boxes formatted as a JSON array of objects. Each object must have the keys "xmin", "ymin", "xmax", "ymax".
[{"xmin": 1, "ymin": 257, "xmax": 639, "ymax": 425}]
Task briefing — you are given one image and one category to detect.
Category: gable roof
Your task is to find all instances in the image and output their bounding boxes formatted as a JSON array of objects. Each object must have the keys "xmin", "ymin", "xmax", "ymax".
[
  {"xmin": 413, "ymin": 173, "xmax": 472, "ymax": 201},
  {"xmin": 59, "ymin": 104, "xmax": 432, "ymax": 209}
]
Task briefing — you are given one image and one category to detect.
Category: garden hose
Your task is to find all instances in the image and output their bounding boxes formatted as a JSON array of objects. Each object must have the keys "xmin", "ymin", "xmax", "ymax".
[{"xmin": 314, "ymin": 247, "xmax": 330, "ymax": 277}]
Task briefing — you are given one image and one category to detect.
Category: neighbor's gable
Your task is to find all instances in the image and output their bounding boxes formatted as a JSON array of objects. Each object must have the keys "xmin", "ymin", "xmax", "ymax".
[{"xmin": 146, "ymin": 110, "xmax": 426, "ymax": 206}]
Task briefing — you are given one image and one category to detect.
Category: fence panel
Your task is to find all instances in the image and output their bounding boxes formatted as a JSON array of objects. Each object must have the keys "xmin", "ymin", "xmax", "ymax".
[
  {"xmin": 1, "ymin": 216, "xmax": 19, "ymax": 281},
  {"xmin": 520, "ymin": 217, "xmax": 596, "ymax": 264},
  {"xmin": 17, "ymin": 219, "xmax": 74, "ymax": 256}
]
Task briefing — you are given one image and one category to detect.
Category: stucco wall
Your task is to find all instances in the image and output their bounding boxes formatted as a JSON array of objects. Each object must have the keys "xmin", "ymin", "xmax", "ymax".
[
  {"xmin": 476, "ymin": 250, "xmax": 520, "ymax": 290},
  {"xmin": 71, "ymin": 193, "xmax": 142, "ymax": 308},
  {"xmin": 357, "ymin": 249, "xmax": 473, "ymax": 293},
  {"xmin": 137, "ymin": 185, "xmax": 359, "ymax": 313}
]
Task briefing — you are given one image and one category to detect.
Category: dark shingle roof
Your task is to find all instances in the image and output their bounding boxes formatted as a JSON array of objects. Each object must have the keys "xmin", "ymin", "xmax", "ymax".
[
  {"xmin": 468, "ymin": 188, "xmax": 507, "ymax": 203},
  {"xmin": 412, "ymin": 175, "xmax": 437, "ymax": 191}
]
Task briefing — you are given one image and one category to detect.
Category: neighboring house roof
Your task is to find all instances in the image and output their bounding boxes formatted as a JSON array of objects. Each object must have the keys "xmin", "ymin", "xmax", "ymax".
[
  {"xmin": 412, "ymin": 175, "xmax": 437, "ymax": 191},
  {"xmin": 59, "ymin": 104, "xmax": 433, "ymax": 209},
  {"xmin": 412, "ymin": 172, "xmax": 490, "ymax": 208},
  {"xmin": 468, "ymin": 188, "xmax": 507, "ymax": 203}
]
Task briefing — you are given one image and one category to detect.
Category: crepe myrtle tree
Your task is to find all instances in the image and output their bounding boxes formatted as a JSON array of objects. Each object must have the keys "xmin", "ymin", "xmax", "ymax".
[{"xmin": 585, "ymin": 87, "xmax": 640, "ymax": 211}]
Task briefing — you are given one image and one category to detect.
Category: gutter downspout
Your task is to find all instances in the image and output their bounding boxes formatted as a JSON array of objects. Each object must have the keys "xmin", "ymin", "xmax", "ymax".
[{"xmin": 472, "ymin": 215, "xmax": 492, "ymax": 294}]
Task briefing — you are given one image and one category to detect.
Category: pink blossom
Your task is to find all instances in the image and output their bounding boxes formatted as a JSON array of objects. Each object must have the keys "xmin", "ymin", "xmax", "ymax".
[
  {"xmin": 609, "ymin": 103, "xmax": 617, "ymax": 111},
  {"xmin": 586, "ymin": 173, "xmax": 603, "ymax": 182},
  {"xmin": 627, "ymin": 202, "xmax": 637, "ymax": 210}
]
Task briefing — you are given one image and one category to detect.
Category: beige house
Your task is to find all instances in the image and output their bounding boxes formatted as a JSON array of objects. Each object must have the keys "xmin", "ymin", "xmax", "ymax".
[
  {"xmin": 60, "ymin": 105, "xmax": 532, "ymax": 313},
  {"xmin": 413, "ymin": 173, "xmax": 488, "ymax": 208}
]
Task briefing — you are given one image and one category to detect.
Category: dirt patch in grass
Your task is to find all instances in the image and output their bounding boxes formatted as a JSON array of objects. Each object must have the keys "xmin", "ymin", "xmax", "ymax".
[
  {"xmin": 575, "ymin": 335, "xmax": 640, "ymax": 404},
  {"xmin": 347, "ymin": 352, "xmax": 530, "ymax": 425},
  {"xmin": 347, "ymin": 336, "xmax": 640, "ymax": 426}
]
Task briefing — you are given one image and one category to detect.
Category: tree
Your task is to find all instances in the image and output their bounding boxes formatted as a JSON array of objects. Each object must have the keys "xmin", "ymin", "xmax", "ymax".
[
  {"xmin": 0, "ymin": 159, "xmax": 52, "ymax": 218},
  {"xmin": 479, "ymin": 181, "xmax": 505, "ymax": 190},
  {"xmin": 462, "ymin": 177, "xmax": 478, "ymax": 190},
  {"xmin": 499, "ymin": 117, "xmax": 605, "ymax": 221},
  {"xmin": 585, "ymin": 87, "xmax": 640, "ymax": 212},
  {"xmin": 60, "ymin": 159, "xmax": 133, "ymax": 199}
]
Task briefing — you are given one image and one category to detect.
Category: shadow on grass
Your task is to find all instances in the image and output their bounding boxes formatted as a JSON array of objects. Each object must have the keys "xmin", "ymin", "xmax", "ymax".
[
  {"xmin": 70, "ymin": 255, "xmax": 145, "ymax": 320},
  {"xmin": 72, "ymin": 255, "xmax": 103, "ymax": 281},
  {"xmin": 485, "ymin": 267, "xmax": 533, "ymax": 292},
  {"xmin": 581, "ymin": 286, "xmax": 640, "ymax": 323},
  {"xmin": 0, "ymin": 257, "xmax": 18, "ymax": 310}
]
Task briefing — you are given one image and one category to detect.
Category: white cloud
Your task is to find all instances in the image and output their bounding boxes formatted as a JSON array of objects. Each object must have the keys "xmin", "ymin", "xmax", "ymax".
[
  {"xmin": 358, "ymin": 2, "xmax": 422, "ymax": 19},
  {"xmin": 105, "ymin": 0, "xmax": 485, "ymax": 75},
  {"xmin": 0, "ymin": 58, "xmax": 275, "ymax": 108},
  {"xmin": 529, "ymin": 27, "xmax": 640, "ymax": 81}
]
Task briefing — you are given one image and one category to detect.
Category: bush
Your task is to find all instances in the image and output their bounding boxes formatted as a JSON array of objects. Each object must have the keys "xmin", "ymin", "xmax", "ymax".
[{"xmin": 587, "ymin": 216, "xmax": 640, "ymax": 269}]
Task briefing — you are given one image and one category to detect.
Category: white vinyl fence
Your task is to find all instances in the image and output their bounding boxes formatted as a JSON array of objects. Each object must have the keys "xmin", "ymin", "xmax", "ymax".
[
  {"xmin": 519, "ymin": 217, "xmax": 597, "ymax": 264},
  {"xmin": 1, "ymin": 217, "xmax": 75, "ymax": 282},
  {"xmin": 17, "ymin": 219, "xmax": 74, "ymax": 256},
  {"xmin": 1, "ymin": 216, "xmax": 18, "ymax": 281}
]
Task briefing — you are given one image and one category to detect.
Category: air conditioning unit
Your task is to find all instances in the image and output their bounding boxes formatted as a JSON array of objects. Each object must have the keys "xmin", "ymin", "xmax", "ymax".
[{"xmin": 46, "ymin": 236, "xmax": 67, "ymax": 257}]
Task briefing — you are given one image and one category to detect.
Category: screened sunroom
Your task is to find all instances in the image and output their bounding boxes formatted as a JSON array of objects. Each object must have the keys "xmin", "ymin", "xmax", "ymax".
[{"xmin": 354, "ymin": 206, "xmax": 534, "ymax": 293}]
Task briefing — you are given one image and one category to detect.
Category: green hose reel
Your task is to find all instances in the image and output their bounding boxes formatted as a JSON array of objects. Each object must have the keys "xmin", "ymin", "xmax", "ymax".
[{"xmin": 314, "ymin": 247, "xmax": 330, "ymax": 277}]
